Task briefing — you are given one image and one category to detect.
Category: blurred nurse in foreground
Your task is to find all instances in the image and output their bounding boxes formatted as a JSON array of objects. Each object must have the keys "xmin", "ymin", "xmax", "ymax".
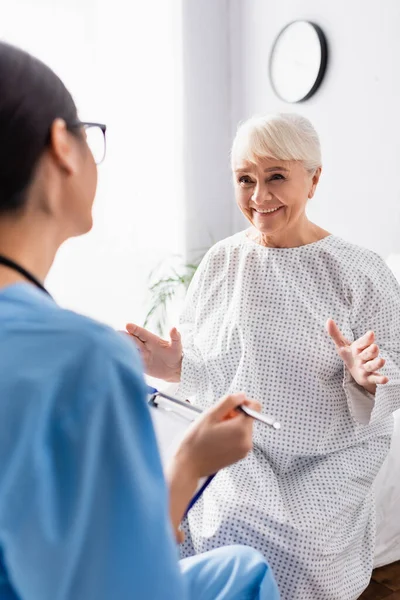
[{"xmin": 0, "ymin": 42, "xmax": 279, "ymax": 600}]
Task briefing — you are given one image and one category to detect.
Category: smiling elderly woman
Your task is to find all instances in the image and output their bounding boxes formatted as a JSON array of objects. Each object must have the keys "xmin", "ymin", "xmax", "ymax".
[{"xmin": 127, "ymin": 113, "xmax": 400, "ymax": 599}]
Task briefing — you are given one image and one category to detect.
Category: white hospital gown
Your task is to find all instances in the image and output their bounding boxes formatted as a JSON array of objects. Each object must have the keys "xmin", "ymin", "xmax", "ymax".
[{"xmin": 178, "ymin": 231, "xmax": 400, "ymax": 600}]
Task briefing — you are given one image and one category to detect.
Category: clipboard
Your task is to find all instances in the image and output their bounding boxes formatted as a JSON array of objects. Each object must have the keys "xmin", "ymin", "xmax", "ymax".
[{"xmin": 148, "ymin": 389, "xmax": 214, "ymax": 515}]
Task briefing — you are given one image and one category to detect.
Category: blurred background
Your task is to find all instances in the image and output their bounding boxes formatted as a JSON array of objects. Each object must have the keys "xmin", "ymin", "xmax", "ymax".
[{"xmin": 3, "ymin": 0, "xmax": 400, "ymax": 331}]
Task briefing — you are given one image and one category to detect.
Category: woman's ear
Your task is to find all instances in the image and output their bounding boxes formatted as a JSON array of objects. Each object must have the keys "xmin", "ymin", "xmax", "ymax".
[
  {"xmin": 49, "ymin": 118, "xmax": 80, "ymax": 175},
  {"xmin": 308, "ymin": 166, "xmax": 322, "ymax": 199}
]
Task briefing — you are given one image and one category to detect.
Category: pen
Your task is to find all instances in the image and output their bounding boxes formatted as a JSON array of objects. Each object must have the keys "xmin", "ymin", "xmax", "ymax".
[{"xmin": 147, "ymin": 386, "xmax": 281, "ymax": 430}]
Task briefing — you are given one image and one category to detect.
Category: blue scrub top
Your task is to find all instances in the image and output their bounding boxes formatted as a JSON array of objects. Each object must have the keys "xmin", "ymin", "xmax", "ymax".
[{"xmin": 0, "ymin": 284, "xmax": 185, "ymax": 599}]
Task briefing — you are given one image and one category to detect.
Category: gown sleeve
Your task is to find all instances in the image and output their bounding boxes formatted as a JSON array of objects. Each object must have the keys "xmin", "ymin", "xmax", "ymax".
[
  {"xmin": 1, "ymin": 327, "xmax": 186, "ymax": 600},
  {"xmin": 343, "ymin": 253, "xmax": 400, "ymax": 425}
]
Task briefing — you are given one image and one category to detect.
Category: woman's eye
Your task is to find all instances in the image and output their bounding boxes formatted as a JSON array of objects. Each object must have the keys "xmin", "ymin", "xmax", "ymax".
[
  {"xmin": 238, "ymin": 176, "xmax": 253, "ymax": 185},
  {"xmin": 269, "ymin": 174, "xmax": 285, "ymax": 181}
]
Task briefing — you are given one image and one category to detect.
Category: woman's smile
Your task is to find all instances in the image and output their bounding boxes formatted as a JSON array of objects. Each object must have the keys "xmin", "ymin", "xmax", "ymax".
[{"xmin": 252, "ymin": 206, "xmax": 284, "ymax": 217}]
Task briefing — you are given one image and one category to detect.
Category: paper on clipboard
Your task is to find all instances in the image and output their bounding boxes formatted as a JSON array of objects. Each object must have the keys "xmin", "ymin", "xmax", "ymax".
[
  {"xmin": 148, "ymin": 393, "xmax": 212, "ymax": 512},
  {"xmin": 149, "ymin": 396, "xmax": 197, "ymax": 465}
]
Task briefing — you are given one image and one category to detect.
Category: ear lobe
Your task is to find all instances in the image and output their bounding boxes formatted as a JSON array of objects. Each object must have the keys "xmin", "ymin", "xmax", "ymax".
[
  {"xmin": 49, "ymin": 118, "xmax": 79, "ymax": 175},
  {"xmin": 308, "ymin": 184, "xmax": 317, "ymax": 199}
]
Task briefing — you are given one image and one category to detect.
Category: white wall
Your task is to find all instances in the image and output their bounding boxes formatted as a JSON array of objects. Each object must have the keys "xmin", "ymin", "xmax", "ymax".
[
  {"xmin": 4, "ymin": 0, "xmax": 400, "ymax": 328},
  {"xmin": 228, "ymin": 0, "xmax": 400, "ymax": 259},
  {"xmin": 181, "ymin": 0, "xmax": 233, "ymax": 259},
  {"xmin": 1, "ymin": 0, "xmax": 184, "ymax": 329}
]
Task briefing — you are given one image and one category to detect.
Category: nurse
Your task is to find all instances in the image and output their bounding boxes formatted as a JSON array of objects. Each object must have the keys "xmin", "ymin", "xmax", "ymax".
[{"xmin": 0, "ymin": 42, "xmax": 279, "ymax": 600}]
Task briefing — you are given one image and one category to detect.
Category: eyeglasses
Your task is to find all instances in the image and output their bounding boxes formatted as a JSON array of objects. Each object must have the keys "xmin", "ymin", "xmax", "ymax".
[{"xmin": 69, "ymin": 121, "xmax": 107, "ymax": 165}]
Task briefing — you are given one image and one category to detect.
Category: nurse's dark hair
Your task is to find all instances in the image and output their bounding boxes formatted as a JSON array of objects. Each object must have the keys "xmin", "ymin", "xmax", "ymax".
[{"xmin": 0, "ymin": 41, "xmax": 79, "ymax": 215}]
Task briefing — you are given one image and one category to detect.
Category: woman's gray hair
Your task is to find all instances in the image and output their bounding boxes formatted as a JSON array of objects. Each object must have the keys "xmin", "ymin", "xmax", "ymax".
[{"xmin": 231, "ymin": 113, "xmax": 322, "ymax": 174}]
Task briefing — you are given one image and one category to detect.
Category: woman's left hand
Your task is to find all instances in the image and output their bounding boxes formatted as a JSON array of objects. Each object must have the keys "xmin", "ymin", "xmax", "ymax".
[{"xmin": 326, "ymin": 319, "xmax": 389, "ymax": 395}]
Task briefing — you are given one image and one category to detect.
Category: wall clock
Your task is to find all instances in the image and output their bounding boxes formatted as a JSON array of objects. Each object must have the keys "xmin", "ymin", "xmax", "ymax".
[{"xmin": 269, "ymin": 21, "xmax": 328, "ymax": 103}]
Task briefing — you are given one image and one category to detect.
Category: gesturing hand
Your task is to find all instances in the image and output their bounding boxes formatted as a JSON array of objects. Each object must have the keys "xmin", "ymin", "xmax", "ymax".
[
  {"xmin": 125, "ymin": 323, "xmax": 182, "ymax": 382},
  {"xmin": 326, "ymin": 319, "xmax": 389, "ymax": 395}
]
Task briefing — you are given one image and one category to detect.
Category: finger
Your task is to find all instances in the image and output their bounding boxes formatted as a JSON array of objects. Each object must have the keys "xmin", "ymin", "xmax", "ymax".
[
  {"xmin": 364, "ymin": 357, "xmax": 385, "ymax": 373},
  {"xmin": 222, "ymin": 398, "xmax": 262, "ymax": 422},
  {"xmin": 359, "ymin": 344, "xmax": 379, "ymax": 361},
  {"xmin": 120, "ymin": 329, "xmax": 146, "ymax": 350},
  {"xmin": 336, "ymin": 345, "xmax": 354, "ymax": 369},
  {"xmin": 169, "ymin": 327, "xmax": 182, "ymax": 345},
  {"xmin": 367, "ymin": 373, "xmax": 389, "ymax": 386},
  {"xmin": 209, "ymin": 393, "xmax": 248, "ymax": 421},
  {"xmin": 242, "ymin": 398, "xmax": 262, "ymax": 412},
  {"xmin": 354, "ymin": 330, "xmax": 375, "ymax": 353},
  {"xmin": 326, "ymin": 319, "xmax": 350, "ymax": 347},
  {"xmin": 126, "ymin": 323, "xmax": 162, "ymax": 344}
]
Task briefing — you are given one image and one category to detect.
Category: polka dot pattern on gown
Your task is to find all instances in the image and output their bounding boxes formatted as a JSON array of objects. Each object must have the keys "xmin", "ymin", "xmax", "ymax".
[{"xmin": 177, "ymin": 231, "xmax": 400, "ymax": 600}]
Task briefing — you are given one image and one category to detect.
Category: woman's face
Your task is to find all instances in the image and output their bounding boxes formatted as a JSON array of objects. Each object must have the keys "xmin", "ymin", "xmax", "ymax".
[
  {"xmin": 49, "ymin": 121, "xmax": 98, "ymax": 237},
  {"xmin": 67, "ymin": 128, "xmax": 98, "ymax": 235},
  {"xmin": 233, "ymin": 156, "xmax": 321, "ymax": 239}
]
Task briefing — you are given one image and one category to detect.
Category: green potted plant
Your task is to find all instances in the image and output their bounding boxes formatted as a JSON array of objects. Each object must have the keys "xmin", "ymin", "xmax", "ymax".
[{"xmin": 143, "ymin": 251, "xmax": 206, "ymax": 336}]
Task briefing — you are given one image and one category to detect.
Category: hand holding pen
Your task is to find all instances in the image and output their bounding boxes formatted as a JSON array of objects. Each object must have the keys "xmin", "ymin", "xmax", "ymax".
[
  {"xmin": 165, "ymin": 392, "xmax": 262, "ymax": 538},
  {"xmin": 149, "ymin": 387, "xmax": 281, "ymax": 540}
]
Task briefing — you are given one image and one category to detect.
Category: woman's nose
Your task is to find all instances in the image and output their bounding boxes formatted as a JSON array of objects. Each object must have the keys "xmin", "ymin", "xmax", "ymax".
[{"xmin": 251, "ymin": 184, "xmax": 272, "ymax": 204}]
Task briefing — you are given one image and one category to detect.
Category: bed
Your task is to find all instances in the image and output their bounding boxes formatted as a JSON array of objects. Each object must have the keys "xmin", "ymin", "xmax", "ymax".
[
  {"xmin": 374, "ymin": 408, "xmax": 400, "ymax": 567},
  {"xmin": 374, "ymin": 257, "xmax": 400, "ymax": 566}
]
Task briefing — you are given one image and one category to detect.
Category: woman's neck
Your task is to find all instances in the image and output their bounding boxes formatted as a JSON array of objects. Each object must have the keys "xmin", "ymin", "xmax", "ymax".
[{"xmin": 0, "ymin": 217, "xmax": 60, "ymax": 289}]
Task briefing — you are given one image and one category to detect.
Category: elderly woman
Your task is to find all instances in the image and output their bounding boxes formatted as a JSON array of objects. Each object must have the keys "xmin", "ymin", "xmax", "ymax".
[{"xmin": 127, "ymin": 113, "xmax": 400, "ymax": 599}]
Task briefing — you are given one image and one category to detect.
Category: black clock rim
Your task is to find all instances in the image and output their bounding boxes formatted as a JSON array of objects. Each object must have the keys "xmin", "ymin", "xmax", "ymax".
[{"xmin": 269, "ymin": 20, "xmax": 328, "ymax": 104}]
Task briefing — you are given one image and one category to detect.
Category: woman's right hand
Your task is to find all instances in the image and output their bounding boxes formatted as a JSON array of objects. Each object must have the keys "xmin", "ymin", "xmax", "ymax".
[{"xmin": 125, "ymin": 323, "xmax": 183, "ymax": 382}]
